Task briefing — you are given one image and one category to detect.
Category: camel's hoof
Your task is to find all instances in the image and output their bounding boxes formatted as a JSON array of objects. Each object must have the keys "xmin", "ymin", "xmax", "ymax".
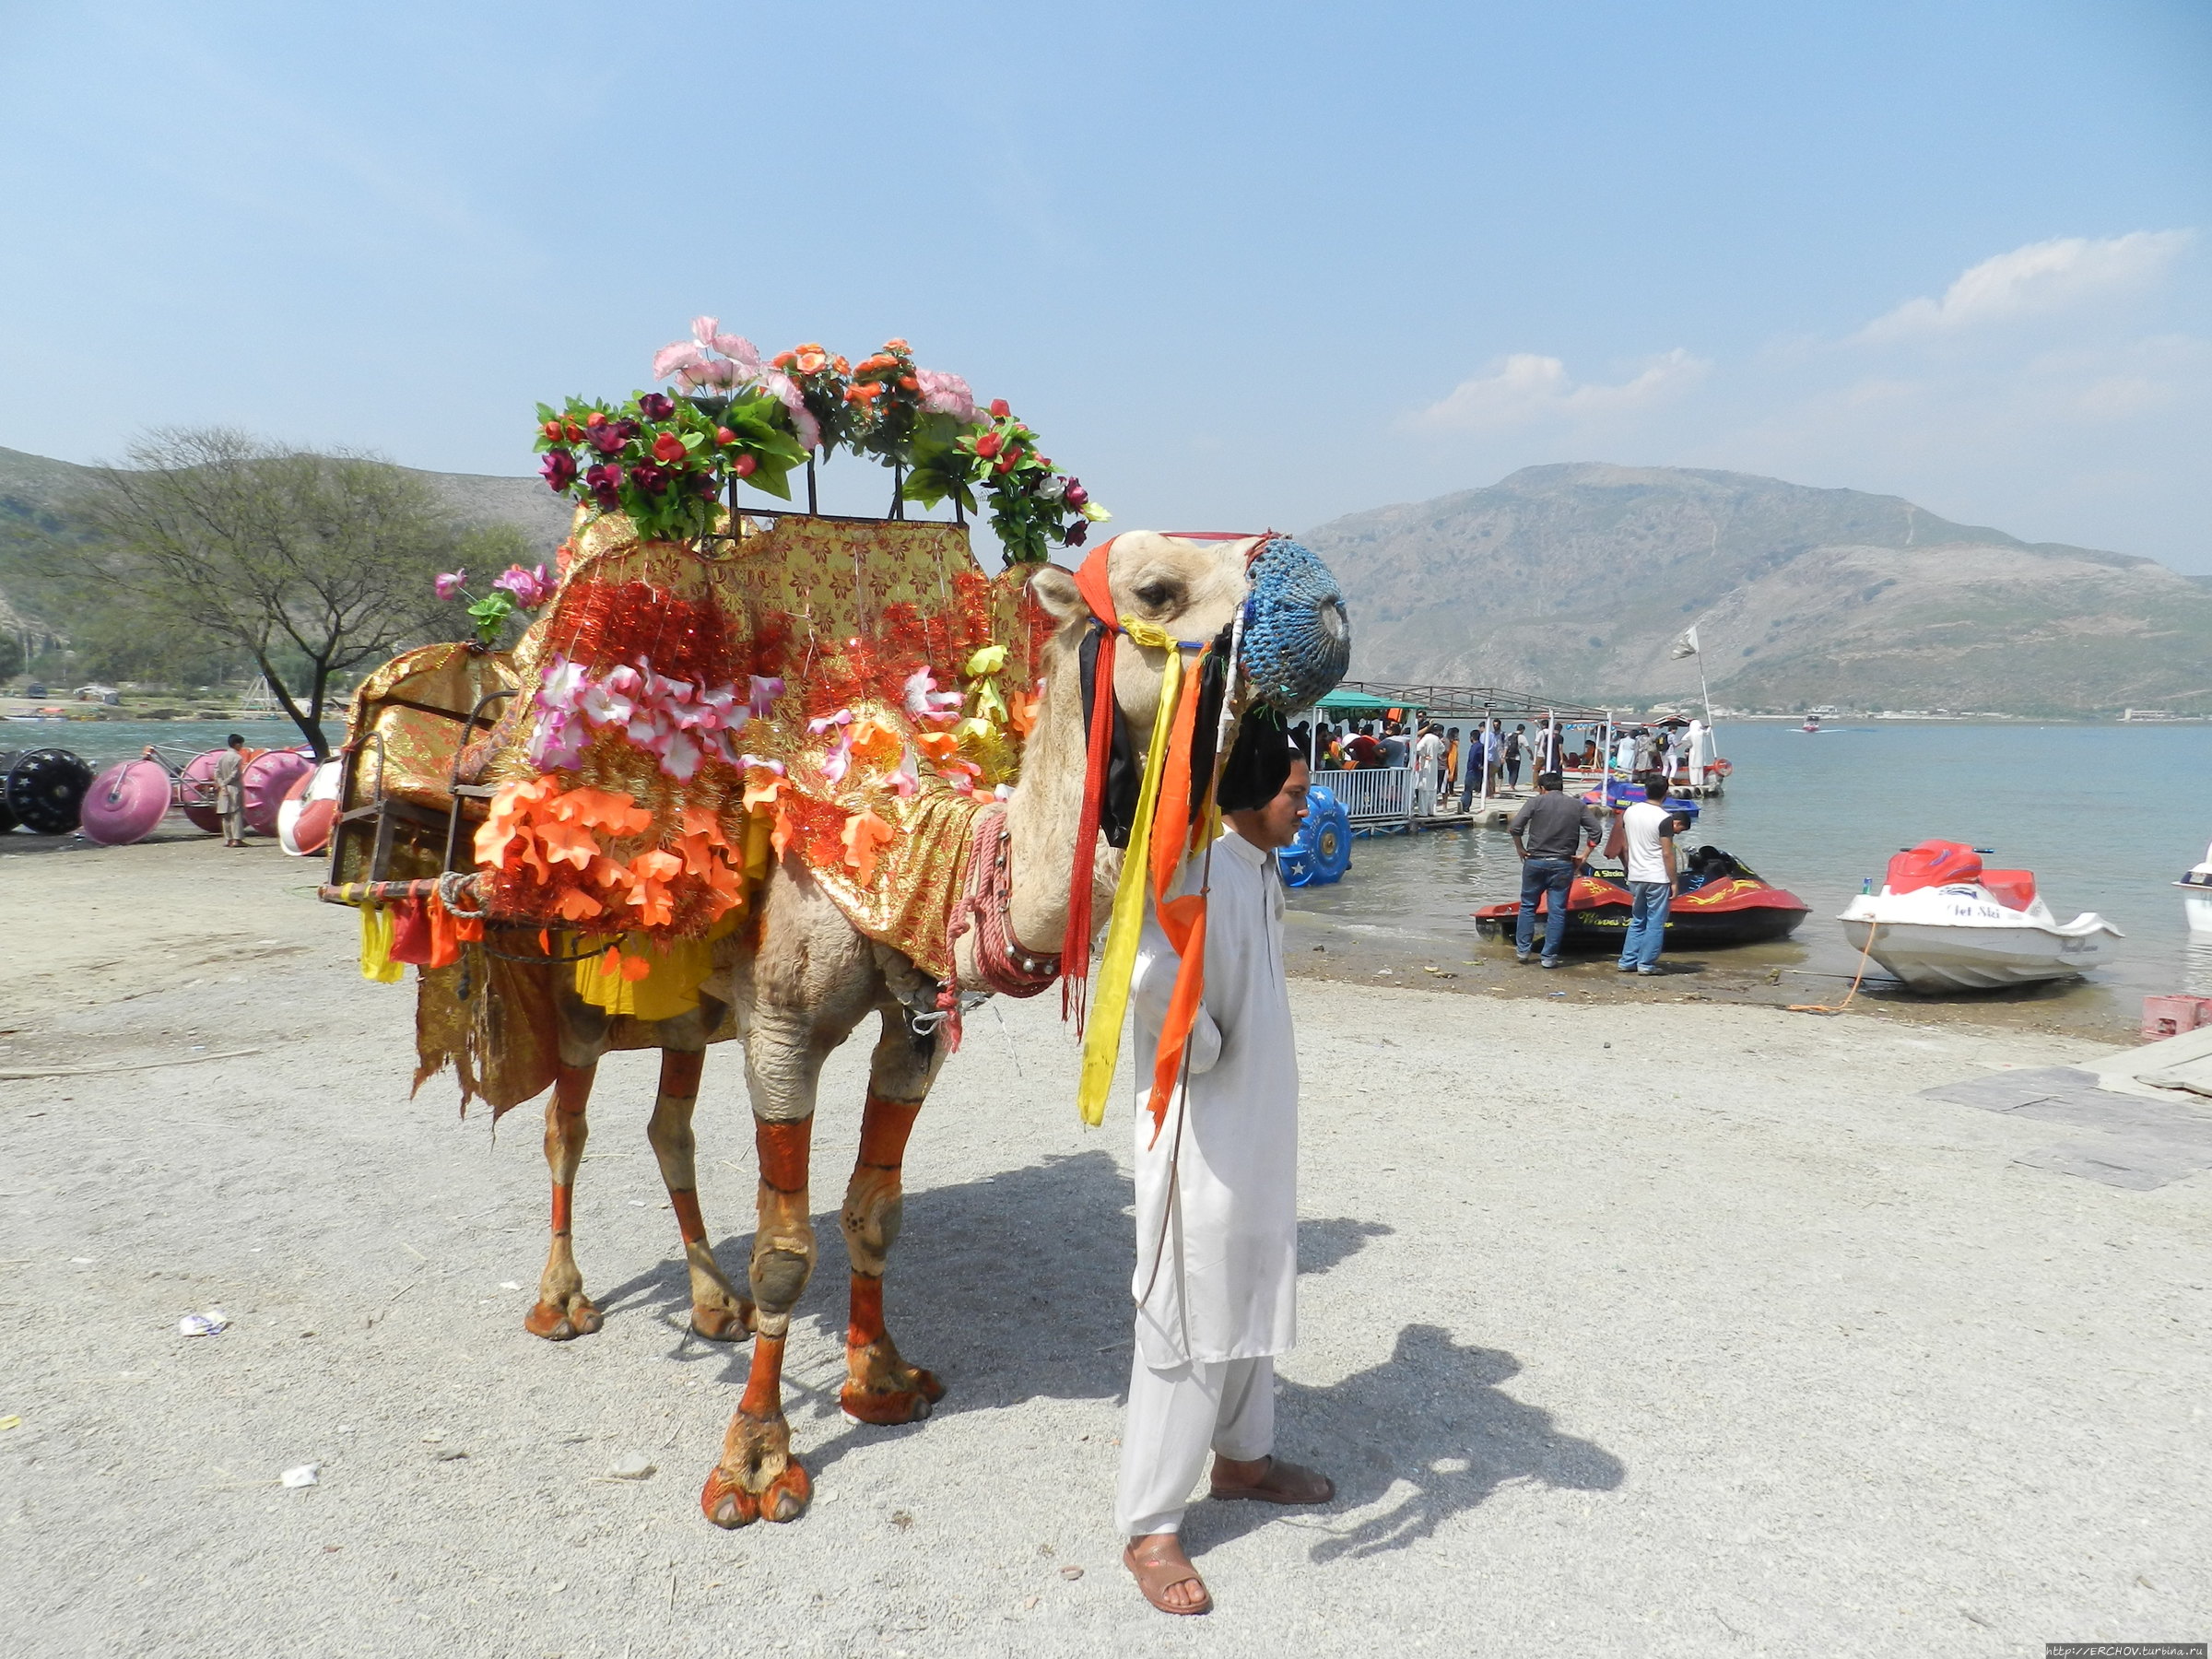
[
  {"xmin": 689, "ymin": 1300, "xmax": 756, "ymax": 1344},
  {"xmin": 841, "ymin": 1364, "xmax": 946, "ymax": 1425},
  {"xmin": 700, "ymin": 1466, "xmax": 759, "ymax": 1529},
  {"xmin": 700, "ymin": 1457, "xmax": 810, "ymax": 1528},
  {"xmin": 524, "ymin": 1295, "xmax": 603, "ymax": 1341}
]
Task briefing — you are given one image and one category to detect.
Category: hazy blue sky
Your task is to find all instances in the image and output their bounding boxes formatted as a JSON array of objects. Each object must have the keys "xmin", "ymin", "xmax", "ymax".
[{"xmin": 3, "ymin": 2, "xmax": 2206, "ymax": 562}]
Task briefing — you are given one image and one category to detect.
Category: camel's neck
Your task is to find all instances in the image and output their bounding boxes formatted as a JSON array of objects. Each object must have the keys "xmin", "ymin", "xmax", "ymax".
[{"xmin": 1005, "ymin": 634, "xmax": 1110, "ymax": 956}]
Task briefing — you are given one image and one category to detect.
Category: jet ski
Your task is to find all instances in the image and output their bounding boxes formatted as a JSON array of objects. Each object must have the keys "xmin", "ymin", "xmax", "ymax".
[
  {"xmin": 1838, "ymin": 840, "xmax": 2119, "ymax": 993},
  {"xmin": 1473, "ymin": 846, "xmax": 1810, "ymax": 950},
  {"xmin": 2176, "ymin": 839, "xmax": 2212, "ymax": 935}
]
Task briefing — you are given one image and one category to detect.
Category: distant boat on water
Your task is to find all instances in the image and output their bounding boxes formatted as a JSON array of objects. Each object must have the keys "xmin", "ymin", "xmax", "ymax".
[{"xmin": 1800, "ymin": 714, "xmax": 1821, "ymax": 734}]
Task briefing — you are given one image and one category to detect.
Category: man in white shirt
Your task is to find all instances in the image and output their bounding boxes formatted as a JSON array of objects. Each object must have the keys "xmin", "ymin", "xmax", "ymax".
[
  {"xmin": 1412, "ymin": 724, "xmax": 1444, "ymax": 815},
  {"xmin": 1617, "ymin": 771, "xmax": 1681, "ymax": 974},
  {"xmin": 1120, "ymin": 715, "xmax": 1333, "ymax": 1616}
]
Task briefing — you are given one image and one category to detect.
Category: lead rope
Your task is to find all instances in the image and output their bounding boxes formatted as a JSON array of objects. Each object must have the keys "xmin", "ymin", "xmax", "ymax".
[
  {"xmin": 1134, "ymin": 612, "xmax": 1244, "ymax": 1331},
  {"xmin": 1789, "ymin": 919, "xmax": 1881, "ymax": 1016}
]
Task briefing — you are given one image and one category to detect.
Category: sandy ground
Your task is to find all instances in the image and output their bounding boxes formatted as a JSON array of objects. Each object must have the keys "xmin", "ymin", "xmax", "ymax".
[{"xmin": 4, "ymin": 829, "xmax": 2210, "ymax": 1658}]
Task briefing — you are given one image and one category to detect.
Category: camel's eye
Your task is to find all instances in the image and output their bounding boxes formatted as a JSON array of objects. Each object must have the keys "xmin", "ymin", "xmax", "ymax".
[{"xmin": 1135, "ymin": 581, "xmax": 1173, "ymax": 609}]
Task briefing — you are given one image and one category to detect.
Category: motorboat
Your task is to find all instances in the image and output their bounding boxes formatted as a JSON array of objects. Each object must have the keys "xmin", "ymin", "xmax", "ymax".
[
  {"xmin": 2176, "ymin": 840, "xmax": 2212, "ymax": 934},
  {"xmin": 1838, "ymin": 840, "xmax": 2118, "ymax": 993},
  {"xmin": 1473, "ymin": 845, "xmax": 1809, "ymax": 950},
  {"xmin": 1800, "ymin": 715, "xmax": 1821, "ymax": 733}
]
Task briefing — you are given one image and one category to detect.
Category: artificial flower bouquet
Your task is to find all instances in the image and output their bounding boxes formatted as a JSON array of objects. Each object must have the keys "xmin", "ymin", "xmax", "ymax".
[{"xmin": 530, "ymin": 318, "xmax": 1108, "ymax": 565}]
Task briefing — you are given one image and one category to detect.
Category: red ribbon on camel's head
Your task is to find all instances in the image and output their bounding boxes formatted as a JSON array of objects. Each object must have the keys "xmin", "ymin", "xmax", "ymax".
[{"xmin": 1060, "ymin": 535, "xmax": 1121, "ymax": 1025}]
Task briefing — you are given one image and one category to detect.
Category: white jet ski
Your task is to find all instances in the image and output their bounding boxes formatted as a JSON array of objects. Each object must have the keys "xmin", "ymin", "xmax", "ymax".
[
  {"xmin": 1838, "ymin": 839, "xmax": 2119, "ymax": 993},
  {"xmin": 2175, "ymin": 840, "xmax": 2212, "ymax": 935}
]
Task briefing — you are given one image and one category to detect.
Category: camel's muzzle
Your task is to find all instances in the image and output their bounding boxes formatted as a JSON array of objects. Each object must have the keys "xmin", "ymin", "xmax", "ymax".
[{"xmin": 1240, "ymin": 536, "xmax": 1352, "ymax": 712}]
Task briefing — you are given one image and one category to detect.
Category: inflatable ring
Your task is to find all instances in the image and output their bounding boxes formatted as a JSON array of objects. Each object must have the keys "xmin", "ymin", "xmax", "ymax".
[{"xmin": 279, "ymin": 759, "xmax": 344, "ymax": 856}]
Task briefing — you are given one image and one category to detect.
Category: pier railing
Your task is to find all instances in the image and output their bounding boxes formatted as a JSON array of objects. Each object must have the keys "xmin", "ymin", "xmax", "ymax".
[{"xmin": 1327, "ymin": 766, "xmax": 1414, "ymax": 823}]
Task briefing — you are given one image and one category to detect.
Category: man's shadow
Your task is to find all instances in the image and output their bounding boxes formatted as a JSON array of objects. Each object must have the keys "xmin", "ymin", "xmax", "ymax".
[
  {"xmin": 593, "ymin": 1150, "xmax": 1624, "ymax": 1544},
  {"xmin": 1186, "ymin": 1323, "xmax": 1625, "ymax": 1561}
]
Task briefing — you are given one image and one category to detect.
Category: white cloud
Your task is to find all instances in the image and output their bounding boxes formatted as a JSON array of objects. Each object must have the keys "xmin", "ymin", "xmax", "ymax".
[
  {"xmin": 1407, "ymin": 348, "xmax": 1708, "ymax": 432},
  {"xmin": 1857, "ymin": 230, "xmax": 2191, "ymax": 343}
]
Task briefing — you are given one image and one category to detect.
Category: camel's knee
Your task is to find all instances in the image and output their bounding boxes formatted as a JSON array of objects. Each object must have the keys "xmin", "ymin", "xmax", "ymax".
[{"xmin": 748, "ymin": 1185, "xmax": 817, "ymax": 1323}]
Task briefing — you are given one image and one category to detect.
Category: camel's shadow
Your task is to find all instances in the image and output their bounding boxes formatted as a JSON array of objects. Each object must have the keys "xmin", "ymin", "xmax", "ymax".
[{"xmin": 593, "ymin": 1149, "xmax": 1622, "ymax": 1555}]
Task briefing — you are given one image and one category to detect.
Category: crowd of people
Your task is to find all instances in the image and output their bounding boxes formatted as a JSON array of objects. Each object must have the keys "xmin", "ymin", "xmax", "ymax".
[{"xmin": 1291, "ymin": 713, "xmax": 1714, "ymax": 811}]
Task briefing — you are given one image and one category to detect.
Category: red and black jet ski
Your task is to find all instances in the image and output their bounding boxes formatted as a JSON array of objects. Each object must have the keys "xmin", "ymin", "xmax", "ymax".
[{"xmin": 1473, "ymin": 846, "xmax": 1810, "ymax": 950}]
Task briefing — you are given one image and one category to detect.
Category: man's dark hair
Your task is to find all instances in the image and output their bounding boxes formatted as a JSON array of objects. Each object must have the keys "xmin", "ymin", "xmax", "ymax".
[
  {"xmin": 227, "ymin": 733, "xmax": 245, "ymax": 747},
  {"xmin": 1219, "ymin": 708, "xmax": 1300, "ymax": 812},
  {"xmin": 1641, "ymin": 771, "xmax": 1672, "ymax": 800},
  {"xmin": 1536, "ymin": 771, "xmax": 1563, "ymax": 791}
]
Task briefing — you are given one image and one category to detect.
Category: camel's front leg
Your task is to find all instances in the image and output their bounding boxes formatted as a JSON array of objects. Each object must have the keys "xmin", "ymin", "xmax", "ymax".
[
  {"xmin": 841, "ymin": 1010, "xmax": 948, "ymax": 1424},
  {"xmin": 525, "ymin": 1063, "xmax": 605, "ymax": 1340},
  {"xmin": 645, "ymin": 1047, "xmax": 755, "ymax": 1341},
  {"xmin": 702, "ymin": 1031, "xmax": 820, "ymax": 1528}
]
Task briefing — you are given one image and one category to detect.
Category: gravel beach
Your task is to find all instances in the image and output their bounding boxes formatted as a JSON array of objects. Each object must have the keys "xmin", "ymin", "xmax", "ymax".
[{"xmin": 4, "ymin": 831, "xmax": 2209, "ymax": 1657}]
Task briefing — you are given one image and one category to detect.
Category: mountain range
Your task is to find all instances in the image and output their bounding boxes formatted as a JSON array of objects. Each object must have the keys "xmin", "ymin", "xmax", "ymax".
[
  {"xmin": 1300, "ymin": 464, "xmax": 2212, "ymax": 716},
  {"xmin": 6, "ymin": 445, "xmax": 2204, "ymax": 714}
]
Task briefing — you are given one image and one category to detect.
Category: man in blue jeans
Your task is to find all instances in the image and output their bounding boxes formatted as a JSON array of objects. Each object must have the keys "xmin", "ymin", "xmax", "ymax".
[
  {"xmin": 1506, "ymin": 771, "xmax": 1604, "ymax": 968},
  {"xmin": 1616, "ymin": 771, "xmax": 1683, "ymax": 974}
]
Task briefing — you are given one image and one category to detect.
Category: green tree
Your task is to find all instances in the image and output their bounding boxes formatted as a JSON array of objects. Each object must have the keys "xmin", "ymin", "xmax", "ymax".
[{"xmin": 61, "ymin": 429, "xmax": 475, "ymax": 759}]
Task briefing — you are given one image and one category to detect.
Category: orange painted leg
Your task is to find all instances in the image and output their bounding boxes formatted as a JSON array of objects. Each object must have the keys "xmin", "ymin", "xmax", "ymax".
[
  {"xmin": 839, "ymin": 1091, "xmax": 946, "ymax": 1424},
  {"xmin": 644, "ymin": 1048, "xmax": 753, "ymax": 1342},
  {"xmin": 526, "ymin": 1063, "xmax": 605, "ymax": 1340},
  {"xmin": 700, "ymin": 1115, "xmax": 815, "ymax": 1528}
]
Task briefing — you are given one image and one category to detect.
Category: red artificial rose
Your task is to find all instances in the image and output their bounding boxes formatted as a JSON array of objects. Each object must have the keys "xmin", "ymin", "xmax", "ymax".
[
  {"xmin": 989, "ymin": 399, "xmax": 1009, "ymax": 418},
  {"xmin": 586, "ymin": 411, "xmax": 607, "ymax": 429},
  {"xmin": 732, "ymin": 453, "xmax": 758, "ymax": 477},
  {"xmin": 542, "ymin": 420, "xmax": 561, "ymax": 441},
  {"xmin": 994, "ymin": 453, "xmax": 1017, "ymax": 474},
  {"xmin": 975, "ymin": 432, "xmax": 1002, "ymax": 458},
  {"xmin": 715, "ymin": 427, "xmax": 737, "ymax": 445},
  {"xmin": 652, "ymin": 432, "xmax": 686, "ymax": 463},
  {"xmin": 563, "ymin": 420, "xmax": 582, "ymax": 441}
]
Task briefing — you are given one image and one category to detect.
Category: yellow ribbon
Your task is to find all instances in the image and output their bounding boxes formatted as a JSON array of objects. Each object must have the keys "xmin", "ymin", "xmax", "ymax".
[
  {"xmin": 1076, "ymin": 618, "xmax": 1187, "ymax": 1126},
  {"xmin": 358, "ymin": 904, "xmax": 404, "ymax": 983}
]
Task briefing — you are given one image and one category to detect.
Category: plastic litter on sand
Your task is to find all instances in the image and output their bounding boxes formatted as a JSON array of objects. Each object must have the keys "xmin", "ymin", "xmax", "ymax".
[
  {"xmin": 178, "ymin": 1309, "xmax": 229, "ymax": 1337},
  {"xmin": 280, "ymin": 1465, "xmax": 319, "ymax": 1488},
  {"xmin": 606, "ymin": 1454, "xmax": 656, "ymax": 1480}
]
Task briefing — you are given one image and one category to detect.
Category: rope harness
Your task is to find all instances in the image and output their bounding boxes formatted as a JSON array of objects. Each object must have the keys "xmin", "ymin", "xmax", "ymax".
[{"xmin": 933, "ymin": 803, "xmax": 1061, "ymax": 1049}]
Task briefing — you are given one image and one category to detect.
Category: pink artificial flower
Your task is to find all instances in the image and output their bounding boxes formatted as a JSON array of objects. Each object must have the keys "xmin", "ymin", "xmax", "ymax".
[
  {"xmin": 653, "ymin": 316, "xmax": 766, "ymax": 387},
  {"xmin": 581, "ymin": 677, "xmax": 635, "ymax": 729},
  {"xmin": 659, "ymin": 728, "xmax": 704, "ymax": 782},
  {"xmin": 901, "ymin": 667, "xmax": 962, "ymax": 724},
  {"xmin": 492, "ymin": 563, "xmax": 554, "ymax": 608},
  {"xmin": 435, "ymin": 570, "xmax": 466, "ymax": 601},
  {"xmin": 747, "ymin": 676, "xmax": 785, "ymax": 719},
  {"xmin": 915, "ymin": 369, "xmax": 976, "ymax": 420}
]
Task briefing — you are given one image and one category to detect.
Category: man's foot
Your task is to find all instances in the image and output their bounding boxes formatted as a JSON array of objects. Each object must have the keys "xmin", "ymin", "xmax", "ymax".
[
  {"xmin": 1636, "ymin": 965, "xmax": 1661, "ymax": 975},
  {"xmin": 1208, "ymin": 1453, "xmax": 1335, "ymax": 1506},
  {"xmin": 1540, "ymin": 957, "xmax": 1560, "ymax": 969},
  {"xmin": 1616, "ymin": 961, "xmax": 1637, "ymax": 972},
  {"xmin": 1514, "ymin": 951, "xmax": 1531, "ymax": 965},
  {"xmin": 1124, "ymin": 1535, "xmax": 1211, "ymax": 1616}
]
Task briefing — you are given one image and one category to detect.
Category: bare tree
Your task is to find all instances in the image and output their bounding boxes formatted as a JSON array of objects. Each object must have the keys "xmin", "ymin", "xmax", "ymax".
[{"xmin": 67, "ymin": 429, "xmax": 475, "ymax": 759}]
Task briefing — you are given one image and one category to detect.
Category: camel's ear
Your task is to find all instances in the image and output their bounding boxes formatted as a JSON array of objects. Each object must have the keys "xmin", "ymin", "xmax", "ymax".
[{"xmin": 1027, "ymin": 564, "xmax": 1086, "ymax": 629}]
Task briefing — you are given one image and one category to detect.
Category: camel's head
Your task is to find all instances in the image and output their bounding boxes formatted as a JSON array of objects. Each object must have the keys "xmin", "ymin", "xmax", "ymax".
[{"xmin": 1028, "ymin": 530, "xmax": 1350, "ymax": 732}]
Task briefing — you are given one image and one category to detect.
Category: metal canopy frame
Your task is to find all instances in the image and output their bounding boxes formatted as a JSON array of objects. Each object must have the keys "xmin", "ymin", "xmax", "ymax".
[{"xmin": 1324, "ymin": 682, "xmax": 1610, "ymax": 724}]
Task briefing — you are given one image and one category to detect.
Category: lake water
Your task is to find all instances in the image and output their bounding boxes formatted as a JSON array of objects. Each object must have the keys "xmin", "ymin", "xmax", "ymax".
[
  {"xmin": 14, "ymin": 714, "xmax": 2212, "ymax": 1015},
  {"xmin": 2, "ymin": 718, "xmax": 340, "ymax": 767},
  {"xmin": 1288, "ymin": 721, "xmax": 2212, "ymax": 1014}
]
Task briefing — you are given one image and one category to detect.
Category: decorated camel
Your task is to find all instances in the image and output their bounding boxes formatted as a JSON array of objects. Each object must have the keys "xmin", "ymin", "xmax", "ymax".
[{"xmin": 323, "ymin": 324, "xmax": 1349, "ymax": 1528}]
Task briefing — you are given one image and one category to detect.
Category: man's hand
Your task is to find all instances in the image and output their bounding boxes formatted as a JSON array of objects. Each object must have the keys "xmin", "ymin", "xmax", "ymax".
[{"xmin": 1511, "ymin": 834, "xmax": 1527, "ymax": 861}]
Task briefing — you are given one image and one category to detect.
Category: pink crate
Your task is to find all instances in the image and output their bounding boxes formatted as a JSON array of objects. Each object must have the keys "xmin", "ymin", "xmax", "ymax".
[{"xmin": 2140, "ymin": 994, "xmax": 2212, "ymax": 1041}]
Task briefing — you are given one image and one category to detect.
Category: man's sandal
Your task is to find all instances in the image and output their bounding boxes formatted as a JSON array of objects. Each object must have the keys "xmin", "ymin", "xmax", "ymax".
[
  {"xmin": 1124, "ymin": 1539, "xmax": 1212, "ymax": 1616},
  {"xmin": 1208, "ymin": 1455, "xmax": 1335, "ymax": 1505}
]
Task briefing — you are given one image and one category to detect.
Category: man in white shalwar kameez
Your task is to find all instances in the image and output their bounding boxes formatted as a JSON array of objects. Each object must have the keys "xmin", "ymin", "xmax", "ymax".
[{"xmin": 1117, "ymin": 719, "xmax": 1333, "ymax": 1617}]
